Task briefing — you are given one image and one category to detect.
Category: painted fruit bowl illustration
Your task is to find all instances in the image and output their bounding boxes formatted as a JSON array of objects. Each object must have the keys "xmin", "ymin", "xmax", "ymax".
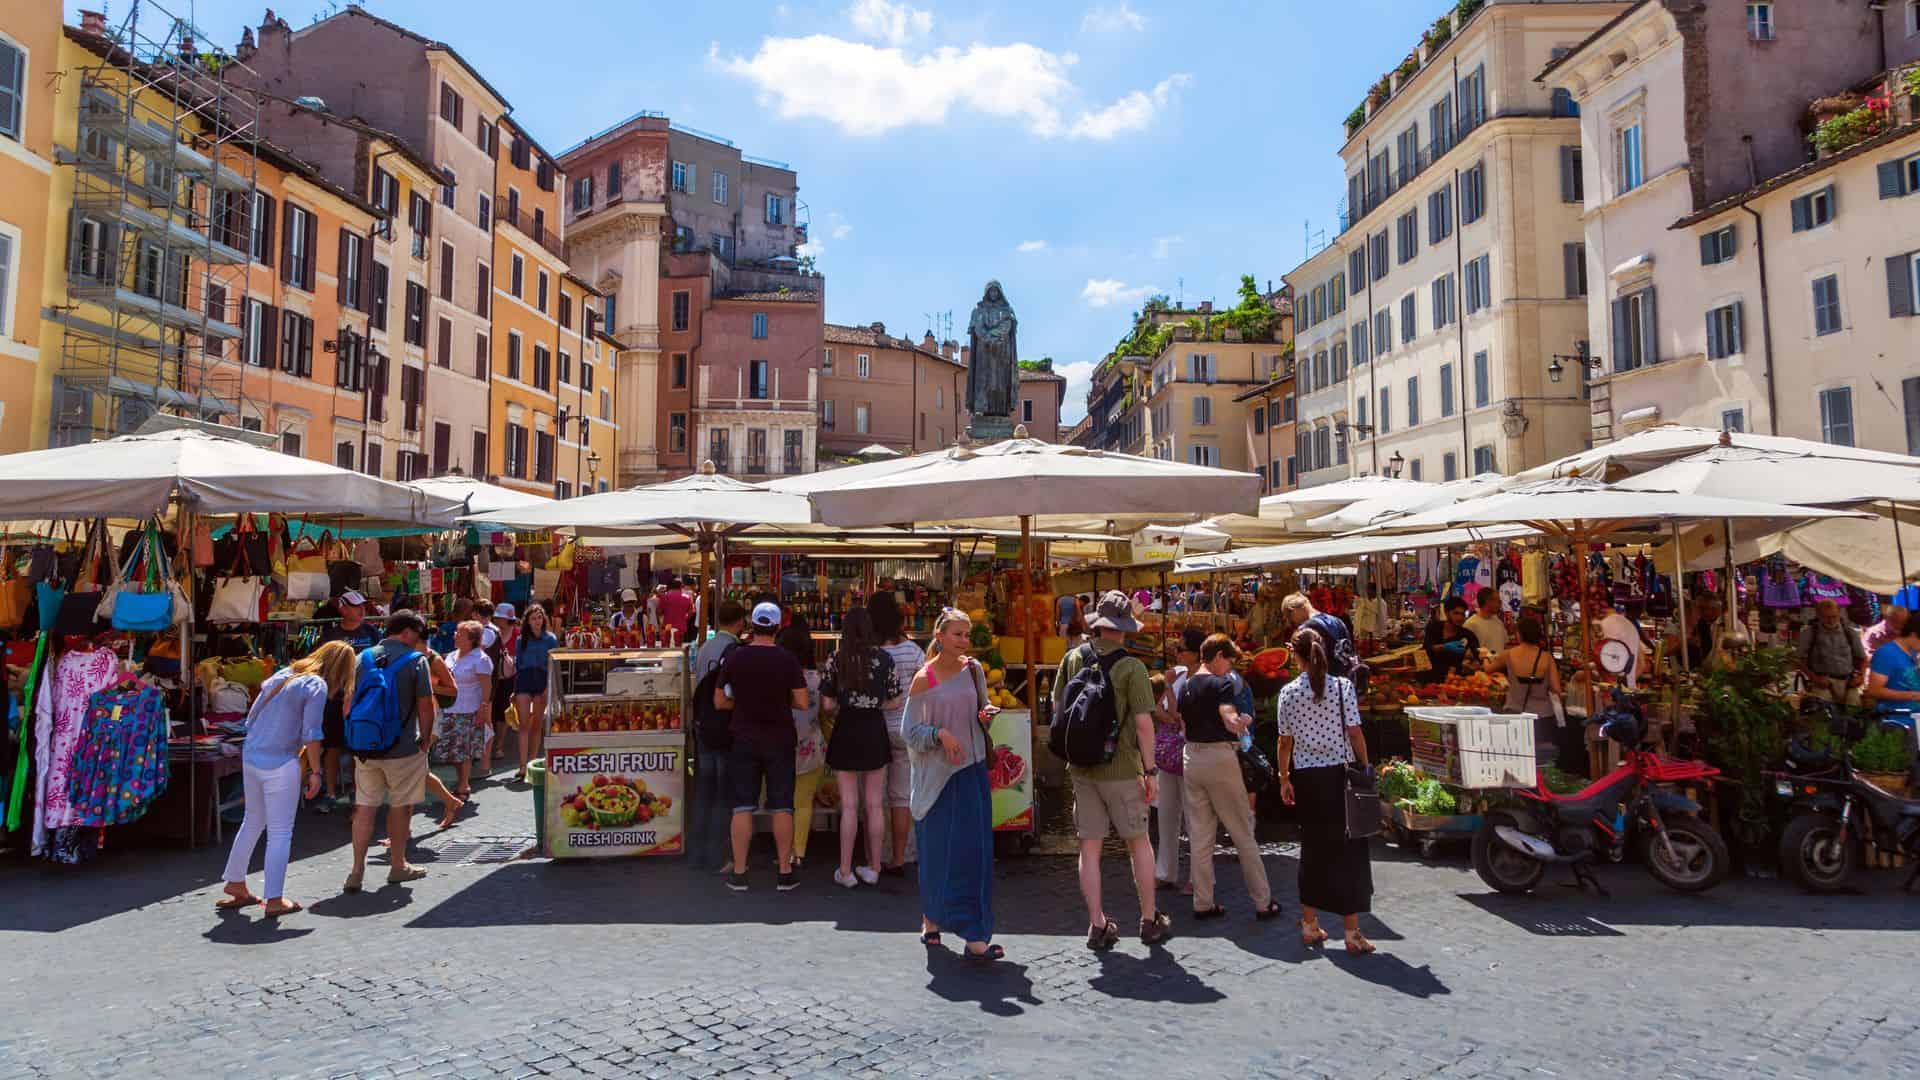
[{"xmin": 582, "ymin": 777, "xmax": 641, "ymax": 827}]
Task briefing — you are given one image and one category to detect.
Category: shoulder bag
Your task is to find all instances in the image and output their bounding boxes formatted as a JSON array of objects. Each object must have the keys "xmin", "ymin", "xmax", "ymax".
[
  {"xmin": 0, "ymin": 546, "xmax": 30, "ymax": 630},
  {"xmin": 1341, "ymin": 680, "xmax": 1384, "ymax": 839}
]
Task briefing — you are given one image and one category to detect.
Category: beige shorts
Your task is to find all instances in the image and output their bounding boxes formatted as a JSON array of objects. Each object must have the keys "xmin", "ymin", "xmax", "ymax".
[
  {"xmin": 886, "ymin": 742, "xmax": 912, "ymax": 809},
  {"xmin": 1072, "ymin": 774, "xmax": 1149, "ymax": 841},
  {"xmin": 354, "ymin": 751, "xmax": 429, "ymax": 807}
]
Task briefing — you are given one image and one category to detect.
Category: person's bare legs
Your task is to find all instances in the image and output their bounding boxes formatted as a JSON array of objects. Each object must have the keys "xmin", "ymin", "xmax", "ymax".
[
  {"xmin": 1342, "ymin": 913, "xmax": 1373, "ymax": 953},
  {"xmin": 1077, "ymin": 837, "xmax": 1107, "ymax": 931},
  {"xmin": 889, "ymin": 805, "xmax": 912, "ymax": 869},
  {"xmin": 348, "ymin": 803, "xmax": 376, "ymax": 886},
  {"xmin": 424, "ymin": 771, "xmax": 463, "ymax": 828},
  {"xmin": 388, "ymin": 803, "xmax": 415, "ymax": 873},
  {"xmin": 730, "ymin": 808, "xmax": 753, "ymax": 874},
  {"xmin": 321, "ymin": 748, "xmax": 342, "ymax": 801},
  {"xmin": 526, "ymin": 691, "xmax": 549, "ymax": 762},
  {"xmin": 772, "ymin": 810, "xmax": 793, "ymax": 874},
  {"xmin": 862, "ymin": 770, "xmax": 887, "ymax": 873},
  {"xmin": 836, "ymin": 770, "xmax": 861, "ymax": 878},
  {"xmin": 455, "ymin": 758, "xmax": 472, "ymax": 798},
  {"xmin": 1125, "ymin": 834, "xmax": 1158, "ymax": 923},
  {"xmin": 514, "ymin": 693, "xmax": 535, "ymax": 778}
]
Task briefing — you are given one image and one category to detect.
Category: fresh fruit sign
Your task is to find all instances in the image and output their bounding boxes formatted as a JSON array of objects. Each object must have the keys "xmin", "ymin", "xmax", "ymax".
[{"xmin": 545, "ymin": 742, "xmax": 685, "ymax": 857}]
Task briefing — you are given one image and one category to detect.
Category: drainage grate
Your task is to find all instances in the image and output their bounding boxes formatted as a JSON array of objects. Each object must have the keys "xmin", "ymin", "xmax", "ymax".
[{"xmin": 417, "ymin": 834, "xmax": 537, "ymax": 866}]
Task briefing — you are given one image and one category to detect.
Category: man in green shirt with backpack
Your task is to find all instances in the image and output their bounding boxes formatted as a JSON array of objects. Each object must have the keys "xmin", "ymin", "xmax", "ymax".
[{"xmin": 1053, "ymin": 591, "xmax": 1169, "ymax": 951}]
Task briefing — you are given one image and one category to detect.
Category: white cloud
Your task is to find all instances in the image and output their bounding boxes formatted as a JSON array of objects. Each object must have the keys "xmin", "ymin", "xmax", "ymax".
[
  {"xmin": 1016, "ymin": 239, "xmax": 1049, "ymax": 253},
  {"xmin": 1082, "ymin": 278, "xmax": 1157, "ymax": 309},
  {"xmin": 848, "ymin": 0, "xmax": 933, "ymax": 46},
  {"xmin": 715, "ymin": 37, "xmax": 1187, "ymax": 141},
  {"xmin": 1152, "ymin": 234, "xmax": 1184, "ymax": 259},
  {"xmin": 824, "ymin": 209, "xmax": 853, "ymax": 240},
  {"xmin": 1081, "ymin": 3, "xmax": 1147, "ymax": 32},
  {"xmin": 1069, "ymin": 74, "xmax": 1191, "ymax": 140},
  {"xmin": 831, "ymin": 222, "xmax": 854, "ymax": 239},
  {"xmin": 1057, "ymin": 359, "xmax": 1098, "ymax": 424},
  {"xmin": 798, "ymin": 238, "xmax": 827, "ymax": 259}
]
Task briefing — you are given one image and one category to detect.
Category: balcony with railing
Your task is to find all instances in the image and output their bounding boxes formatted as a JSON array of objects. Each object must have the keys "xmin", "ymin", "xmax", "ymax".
[
  {"xmin": 493, "ymin": 196, "xmax": 566, "ymax": 260},
  {"xmin": 1336, "ymin": 122, "xmax": 1482, "ymax": 235}
]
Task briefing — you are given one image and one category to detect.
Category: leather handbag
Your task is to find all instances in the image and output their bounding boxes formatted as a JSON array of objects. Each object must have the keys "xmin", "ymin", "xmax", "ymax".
[
  {"xmin": 208, "ymin": 576, "xmax": 268, "ymax": 623},
  {"xmin": 0, "ymin": 549, "xmax": 29, "ymax": 629},
  {"xmin": 285, "ymin": 569, "xmax": 331, "ymax": 601},
  {"xmin": 1344, "ymin": 763, "xmax": 1383, "ymax": 840},
  {"xmin": 285, "ymin": 532, "xmax": 330, "ymax": 575}
]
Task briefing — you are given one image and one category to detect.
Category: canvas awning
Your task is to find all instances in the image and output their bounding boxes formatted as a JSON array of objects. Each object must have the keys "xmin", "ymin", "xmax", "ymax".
[{"xmin": 1174, "ymin": 524, "xmax": 1538, "ymax": 575}]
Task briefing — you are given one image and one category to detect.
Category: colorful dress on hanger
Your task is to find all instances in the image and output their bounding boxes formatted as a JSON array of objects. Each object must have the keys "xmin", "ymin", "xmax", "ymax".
[
  {"xmin": 31, "ymin": 647, "xmax": 121, "ymax": 856},
  {"xmin": 66, "ymin": 684, "xmax": 169, "ymax": 827}
]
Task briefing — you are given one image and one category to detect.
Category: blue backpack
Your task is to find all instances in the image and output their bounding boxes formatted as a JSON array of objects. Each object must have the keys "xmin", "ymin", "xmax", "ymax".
[{"xmin": 345, "ymin": 647, "xmax": 420, "ymax": 754}]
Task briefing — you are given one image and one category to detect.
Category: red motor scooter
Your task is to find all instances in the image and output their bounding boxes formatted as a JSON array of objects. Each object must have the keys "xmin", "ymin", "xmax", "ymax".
[{"xmin": 1472, "ymin": 689, "xmax": 1729, "ymax": 896}]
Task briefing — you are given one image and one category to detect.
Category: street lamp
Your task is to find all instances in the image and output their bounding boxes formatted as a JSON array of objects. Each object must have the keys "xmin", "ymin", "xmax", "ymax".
[
  {"xmin": 1387, "ymin": 450, "xmax": 1405, "ymax": 478},
  {"xmin": 587, "ymin": 449, "xmax": 602, "ymax": 492},
  {"xmin": 1547, "ymin": 345, "xmax": 1604, "ymax": 383}
]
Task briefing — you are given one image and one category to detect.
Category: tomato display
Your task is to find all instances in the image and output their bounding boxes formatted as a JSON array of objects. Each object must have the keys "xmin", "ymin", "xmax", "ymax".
[{"xmin": 550, "ymin": 700, "xmax": 683, "ymax": 734}]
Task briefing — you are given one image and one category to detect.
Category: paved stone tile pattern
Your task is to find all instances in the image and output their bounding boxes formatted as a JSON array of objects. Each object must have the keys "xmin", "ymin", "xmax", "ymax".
[{"xmin": 3, "ymin": 780, "xmax": 1920, "ymax": 1079}]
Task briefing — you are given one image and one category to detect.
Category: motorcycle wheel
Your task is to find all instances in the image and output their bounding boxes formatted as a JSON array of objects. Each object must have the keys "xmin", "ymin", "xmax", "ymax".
[
  {"xmin": 1779, "ymin": 814, "xmax": 1855, "ymax": 893},
  {"xmin": 1642, "ymin": 816, "xmax": 1729, "ymax": 893},
  {"xmin": 1471, "ymin": 818, "xmax": 1546, "ymax": 894}
]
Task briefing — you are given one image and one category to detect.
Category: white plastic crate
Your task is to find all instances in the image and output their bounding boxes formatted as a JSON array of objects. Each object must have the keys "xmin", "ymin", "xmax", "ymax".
[{"xmin": 1406, "ymin": 707, "xmax": 1537, "ymax": 789}]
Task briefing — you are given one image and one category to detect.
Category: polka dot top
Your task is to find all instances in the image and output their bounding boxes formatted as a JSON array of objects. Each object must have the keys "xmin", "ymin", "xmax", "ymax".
[{"xmin": 1275, "ymin": 673, "xmax": 1359, "ymax": 769}]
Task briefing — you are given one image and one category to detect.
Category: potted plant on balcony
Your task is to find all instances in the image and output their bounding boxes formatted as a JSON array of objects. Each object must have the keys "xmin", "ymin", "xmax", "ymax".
[{"xmin": 1808, "ymin": 92, "xmax": 1888, "ymax": 157}]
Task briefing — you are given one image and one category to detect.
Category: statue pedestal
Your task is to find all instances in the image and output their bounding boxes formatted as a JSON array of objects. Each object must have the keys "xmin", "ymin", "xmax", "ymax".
[{"xmin": 968, "ymin": 415, "xmax": 1015, "ymax": 443}]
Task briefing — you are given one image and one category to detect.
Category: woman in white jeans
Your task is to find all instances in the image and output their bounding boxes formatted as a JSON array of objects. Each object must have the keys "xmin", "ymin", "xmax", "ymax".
[{"xmin": 219, "ymin": 641, "xmax": 357, "ymax": 917}]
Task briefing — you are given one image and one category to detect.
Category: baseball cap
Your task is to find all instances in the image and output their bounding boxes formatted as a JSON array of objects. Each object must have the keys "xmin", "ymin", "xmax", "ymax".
[
  {"xmin": 750, "ymin": 601, "xmax": 782, "ymax": 629},
  {"xmin": 619, "ymin": 588, "xmax": 639, "ymax": 603},
  {"xmin": 338, "ymin": 590, "xmax": 367, "ymax": 607},
  {"xmin": 495, "ymin": 602, "xmax": 518, "ymax": 621}
]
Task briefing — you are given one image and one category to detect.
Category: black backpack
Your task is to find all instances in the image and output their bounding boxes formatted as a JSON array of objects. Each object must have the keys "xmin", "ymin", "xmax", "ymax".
[
  {"xmin": 1048, "ymin": 643, "xmax": 1129, "ymax": 767},
  {"xmin": 1310, "ymin": 612, "xmax": 1369, "ymax": 698},
  {"xmin": 694, "ymin": 641, "xmax": 740, "ymax": 752}
]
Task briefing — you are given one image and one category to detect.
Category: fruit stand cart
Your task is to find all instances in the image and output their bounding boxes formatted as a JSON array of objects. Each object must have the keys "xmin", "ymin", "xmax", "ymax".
[{"xmin": 542, "ymin": 648, "xmax": 690, "ymax": 858}]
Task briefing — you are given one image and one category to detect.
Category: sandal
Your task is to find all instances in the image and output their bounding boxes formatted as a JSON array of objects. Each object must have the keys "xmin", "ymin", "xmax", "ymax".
[
  {"xmin": 963, "ymin": 943, "xmax": 1005, "ymax": 963},
  {"xmin": 263, "ymin": 900, "xmax": 303, "ymax": 919},
  {"xmin": 920, "ymin": 930, "xmax": 943, "ymax": 946},
  {"xmin": 1085, "ymin": 918, "xmax": 1121, "ymax": 952},
  {"xmin": 1193, "ymin": 905, "xmax": 1227, "ymax": 920},
  {"xmin": 214, "ymin": 892, "xmax": 261, "ymax": 911},
  {"xmin": 1254, "ymin": 901, "xmax": 1284, "ymax": 921},
  {"xmin": 1343, "ymin": 930, "xmax": 1377, "ymax": 955},
  {"xmin": 1300, "ymin": 919, "xmax": 1329, "ymax": 947},
  {"xmin": 342, "ymin": 872, "xmax": 364, "ymax": 894},
  {"xmin": 1139, "ymin": 911, "xmax": 1173, "ymax": 946}
]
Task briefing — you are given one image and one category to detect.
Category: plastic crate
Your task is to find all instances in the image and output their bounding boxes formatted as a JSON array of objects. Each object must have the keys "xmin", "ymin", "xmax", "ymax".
[{"xmin": 1406, "ymin": 707, "xmax": 1537, "ymax": 789}]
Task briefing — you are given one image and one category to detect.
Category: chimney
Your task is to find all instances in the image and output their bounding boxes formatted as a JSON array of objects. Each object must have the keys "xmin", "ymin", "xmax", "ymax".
[
  {"xmin": 942, "ymin": 341, "xmax": 957, "ymax": 361},
  {"xmin": 1197, "ymin": 300, "xmax": 1213, "ymax": 314},
  {"xmin": 236, "ymin": 25, "xmax": 256, "ymax": 61},
  {"xmin": 960, "ymin": 346, "xmax": 971, "ymax": 368},
  {"xmin": 79, "ymin": 10, "xmax": 107, "ymax": 34},
  {"xmin": 869, "ymin": 320, "xmax": 885, "ymax": 337},
  {"xmin": 921, "ymin": 332, "xmax": 937, "ymax": 352},
  {"xmin": 259, "ymin": 9, "xmax": 291, "ymax": 51}
]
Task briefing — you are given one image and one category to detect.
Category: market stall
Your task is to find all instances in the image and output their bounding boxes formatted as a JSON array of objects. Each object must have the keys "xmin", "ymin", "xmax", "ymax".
[{"xmin": 541, "ymin": 647, "xmax": 689, "ymax": 858}]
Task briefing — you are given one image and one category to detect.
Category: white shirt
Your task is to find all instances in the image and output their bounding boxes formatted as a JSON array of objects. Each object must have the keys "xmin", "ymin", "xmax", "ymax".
[
  {"xmin": 480, "ymin": 623, "xmax": 499, "ymax": 649},
  {"xmin": 1276, "ymin": 674, "xmax": 1359, "ymax": 769},
  {"xmin": 1464, "ymin": 612, "xmax": 1508, "ymax": 655},
  {"xmin": 449, "ymin": 649, "xmax": 495, "ymax": 713}
]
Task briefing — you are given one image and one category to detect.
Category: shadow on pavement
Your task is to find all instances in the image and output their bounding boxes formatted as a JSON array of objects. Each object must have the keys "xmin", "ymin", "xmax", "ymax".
[
  {"xmin": 201, "ymin": 910, "xmax": 317, "ymax": 945},
  {"xmin": 923, "ymin": 948, "xmax": 1041, "ymax": 1017},
  {"xmin": 1458, "ymin": 869, "xmax": 1920, "ymax": 934},
  {"xmin": 1089, "ymin": 944, "xmax": 1227, "ymax": 1004},
  {"xmin": 1324, "ymin": 950, "xmax": 1451, "ymax": 998}
]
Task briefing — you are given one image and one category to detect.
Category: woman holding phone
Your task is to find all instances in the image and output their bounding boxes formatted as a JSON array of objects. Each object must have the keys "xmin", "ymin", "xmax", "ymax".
[{"xmin": 899, "ymin": 610, "xmax": 1002, "ymax": 962}]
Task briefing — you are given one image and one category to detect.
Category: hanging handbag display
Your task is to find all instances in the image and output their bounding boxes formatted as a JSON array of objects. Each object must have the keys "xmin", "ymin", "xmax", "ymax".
[
  {"xmin": 53, "ymin": 522, "xmax": 108, "ymax": 637},
  {"xmin": 106, "ymin": 522, "xmax": 187, "ymax": 632},
  {"xmin": 208, "ymin": 576, "xmax": 268, "ymax": 623},
  {"xmin": 190, "ymin": 520, "xmax": 215, "ymax": 567},
  {"xmin": 284, "ymin": 569, "xmax": 331, "ymax": 600},
  {"xmin": 0, "ymin": 547, "xmax": 30, "ymax": 630}
]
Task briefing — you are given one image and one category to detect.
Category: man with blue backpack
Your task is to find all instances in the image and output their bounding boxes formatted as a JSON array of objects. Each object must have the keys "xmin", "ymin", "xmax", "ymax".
[{"xmin": 343, "ymin": 610, "xmax": 436, "ymax": 893}]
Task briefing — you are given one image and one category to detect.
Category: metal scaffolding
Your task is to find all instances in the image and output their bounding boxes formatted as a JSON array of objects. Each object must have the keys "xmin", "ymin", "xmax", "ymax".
[{"xmin": 51, "ymin": 1, "xmax": 264, "ymax": 446}]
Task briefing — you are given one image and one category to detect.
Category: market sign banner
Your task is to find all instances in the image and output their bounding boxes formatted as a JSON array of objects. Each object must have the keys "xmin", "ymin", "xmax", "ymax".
[
  {"xmin": 545, "ymin": 742, "xmax": 684, "ymax": 857},
  {"xmin": 1130, "ymin": 527, "xmax": 1185, "ymax": 565},
  {"xmin": 989, "ymin": 709, "xmax": 1033, "ymax": 832}
]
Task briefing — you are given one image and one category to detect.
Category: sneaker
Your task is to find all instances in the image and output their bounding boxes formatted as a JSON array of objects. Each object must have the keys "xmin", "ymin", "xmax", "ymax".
[
  {"xmin": 833, "ymin": 869, "xmax": 859, "ymax": 889},
  {"xmin": 726, "ymin": 871, "xmax": 750, "ymax": 892},
  {"xmin": 777, "ymin": 870, "xmax": 799, "ymax": 891},
  {"xmin": 854, "ymin": 866, "xmax": 879, "ymax": 886}
]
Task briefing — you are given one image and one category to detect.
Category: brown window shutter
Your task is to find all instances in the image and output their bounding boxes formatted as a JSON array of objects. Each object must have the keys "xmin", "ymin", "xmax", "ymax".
[
  {"xmin": 261, "ymin": 304, "xmax": 279, "ymax": 369},
  {"xmin": 337, "ymin": 228, "xmax": 350, "ymax": 304},
  {"xmin": 259, "ymin": 195, "xmax": 276, "ymax": 269},
  {"xmin": 280, "ymin": 208, "xmax": 296, "ymax": 284},
  {"xmin": 304, "ymin": 210, "xmax": 318, "ymax": 290}
]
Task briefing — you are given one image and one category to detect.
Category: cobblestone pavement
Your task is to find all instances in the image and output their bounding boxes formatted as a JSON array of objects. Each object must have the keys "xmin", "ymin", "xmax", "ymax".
[{"xmin": 4, "ymin": 773, "xmax": 1919, "ymax": 1079}]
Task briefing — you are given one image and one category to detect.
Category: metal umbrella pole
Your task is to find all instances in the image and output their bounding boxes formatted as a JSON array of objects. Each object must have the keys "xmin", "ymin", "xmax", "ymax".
[{"xmin": 1021, "ymin": 514, "xmax": 1038, "ymax": 716}]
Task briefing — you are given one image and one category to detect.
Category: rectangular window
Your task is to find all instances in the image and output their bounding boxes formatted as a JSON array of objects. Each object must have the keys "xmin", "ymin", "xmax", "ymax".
[
  {"xmin": 1373, "ymin": 310, "xmax": 1391, "ymax": 358},
  {"xmin": 477, "ymin": 263, "xmax": 491, "ymax": 317},
  {"xmin": 1746, "ymin": 2, "xmax": 1774, "ymax": 40},
  {"xmin": 1612, "ymin": 287, "xmax": 1658, "ymax": 372},
  {"xmin": 439, "ymin": 83, "xmax": 463, "ymax": 129},
  {"xmin": 670, "ymin": 161, "xmax": 692, "ymax": 193},
  {"xmin": 401, "ymin": 366, "xmax": 423, "ymax": 432},
  {"xmin": 0, "ymin": 42, "xmax": 23, "ymax": 141},
  {"xmin": 669, "ymin": 413, "xmax": 688, "ymax": 453},
  {"xmin": 439, "ymin": 241, "xmax": 455, "ymax": 300},
  {"xmin": 510, "ymin": 254, "xmax": 524, "ymax": 299},
  {"xmin": 1819, "ymin": 386, "xmax": 1855, "ymax": 446},
  {"xmin": 671, "ymin": 353, "xmax": 689, "ymax": 389},
  {"xmin": 284, "ymin": 205, "xmax": 315, "ymax": 289},
  {"xmin": 478, "ymin": 192, "xmax": 492, "ymax": 232},
  {"xmin": 536, "ymin": 270, "xmax": 549, "ymax": 313},
  {"xmin": 1332, "ymin": 341, "xmax": 1348, "ymax": 383},
  {"xmin": 370, "ymin": 261, "xmax": 389, "ymax": 331},
  {"xmin": 1791, "ymin": 186, "xmax": 1836, "ymax": 231},
  {"xmin": 504, "ymin": 424, "xmax": 528, "ymax": 478},
  {"xmin": 1396, "ymin": 209, "xmax": 1419, "ymax": 264},
  {"xmin": 249, "ymin": 193, "xmax": 275, "ymax": 266},
  {"xmin": 1894, "ymin": 251, "xmax": 1920, "ymax": 317},
  {"xmin": 1253, "ymin": 406, "xmax": 1266, "ymax": 435},
  {"xmin": 1560, "ymin": 146, "xmax": 1584, "ymax": 204},
  {"xmin": 1429, "ymin": 96, "xmax": 1454, "ymax": 157},
  {"xmin": 1473, "ymin": 350, "xmax": 1490, "ymax": 408},
  {"xmin": 1399, "ymin": 293, "xmax": 1416, "ymax": 343},
  {"xmin": 1408, "ymin": 458, "xmax": 1423, "ymax": 481},
  {"xmin": 571, "ymin": 176, "xmax": 593, "ymax": 212},
  {"xmin": 1443, "ymin": 451, "xmax": 1458, "ymax": 481},
  {"xmin": 1396, "ymin": 123, "xmax": 1422, "ymax": 187},
  {"xmin": 1439, "ymin": 362, "xmax": 1455, "ymax": 417},
  {"xmin": 1812, "ymin": 274, "xmax": 1843, "ymax": 335},
  {"xmin": 671, "ymin": 290, "xmax": 690, "ymax": 332},
  {"xmin": 1461, "ymin": 162, "xmax": 1485, "ymax": 224},
  {"xmin": 1378, "ymin": 388, "xmax": 1391, "ymax": 435},
  {"xmin": 404, "ymin": 281, "xmax": 426, "ymax": 346},
  {"xmin": 749, "ymin": 359, "xmax": 770, "ymax": 400},
  {"xmin": 1406, "ymin": 376, "xmax": 1421, "ymax": 427},
  {"xmin": 1431, "ymin": 273, "xmax": 1455, "ymax": 330},
  {"xmin": 1348, "ymin": 248, "xmax": 1367, "ymax": 293},
  {"xmin": 1564, "ymin": 242, "xmax": 1588, "ymax": 298},
  {"xmin": 857, "ymin": 353, "xmax": 871, "ymax": 379},
  {"xmin": 1700, "ymin": 225, "xmax": 1736, "ymax": 266},
  {"xmin": 1330, "ymin": 273, "xmax": 1346, "ymax": 316},
  {"xmin": 1473, "ymin": 445, "xmax": 1495, "ymax": 475},
  {"xmin": 1187, "ymin": 353, "xmax": 1216, "ymax": 382},
  {"xmin": 713, "ymin": 171, "xmax": 729, "ymax": 204},
  {"xmin": 281, "ymin": 430, "xmax": 302, "ymax": 458},
  {"xmin": 1369, "ymin": 230, "xmax": 1389, "ymax": 282},
  {"xmin": 1192, "ymin": 396, "xmax": 1213, "ymax": 425},
  {"xmin": 472, "ymin": 431, "xmax": 488, "ymax": 479},
  {"xmin": 1617, "ymin": 122, "xmax": 1644, "ymax": 193},
  {"xmin": 1464, "ymin": 254, "xmax": 1491, "ymax": 314},
  {"xmin": 475, "ymin": 333, "xmax": 489, "ymax": 380},
  {"xmin": 822, "ymin": 399, "xmax": 836, "ymax": 430},
  {"xmin": 441, "ymin": 167, "xmax": 456, "ymax": 210},
  {"xmin": 1723, "ymin": 408, "xmax": 1747, "ymax": 435},
  {"xmin": 766, "ymin": 194, "xmax": 786, "ymax": 225},
  {"xmin": 1428, "ymin": 185, "xmax": 1453, "ymax": 243},
  {"xmin": 507, "ymin": 331, "xmax": 522, "ymax": 380},
  {"xmin": 1189, "ymin": 444, "xmax": 1219, "ymax": 468},
  {"xmin": 408, "ymin": 193, "xmax": 429, "ymax": 259},
  {"xmin": 534, "ymin": 431, "xmax": 555, "ymax": 483},
  {"xmin": 1706, "ymin": 301, "xmax": 1744, "ymax": 359},
  {"xmin": 533, "ymin": 344, "xmax": 551, "ymax": 390},
  {"xmin": 1459, "ymin": 64, "xmax": 1486, "ymax": 133},
  {"xmin": 752, "ymin": 312, "xmax": 768, "ymax": 339},
  {"xmin": 341, "ymin": 232, "xmax": 364, "ymax": 309},
  {"xmin": 855, "ymin": 403, "xmax": 871, "ymax": 434}
]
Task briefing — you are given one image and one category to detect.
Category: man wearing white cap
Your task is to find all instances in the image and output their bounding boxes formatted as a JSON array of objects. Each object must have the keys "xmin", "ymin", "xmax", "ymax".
[
  {"xmin": 713, "ymin": 601, "xmax": 810, "ymax": 892},
  {"xmin": 610, "ymin": 589, "xmax": 642, "ymax": 631}
]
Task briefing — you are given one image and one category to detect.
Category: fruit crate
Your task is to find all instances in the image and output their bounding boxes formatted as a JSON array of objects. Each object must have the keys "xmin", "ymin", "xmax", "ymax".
[{"xmin": 1382, "ymin": 800, "xmax": 1483, "ymax": 859}]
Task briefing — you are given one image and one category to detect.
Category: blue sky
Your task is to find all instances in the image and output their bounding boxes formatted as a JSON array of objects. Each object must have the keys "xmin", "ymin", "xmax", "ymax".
[{"xmin": 73, "ymin": 0, "xmax": 1447, "ymax": 421}]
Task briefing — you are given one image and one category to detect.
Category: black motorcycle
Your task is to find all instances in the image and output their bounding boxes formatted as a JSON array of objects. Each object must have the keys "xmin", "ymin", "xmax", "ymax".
[{"xmin": 1771, "ymin": 701, "xmax": 1920, "ymax": 893}]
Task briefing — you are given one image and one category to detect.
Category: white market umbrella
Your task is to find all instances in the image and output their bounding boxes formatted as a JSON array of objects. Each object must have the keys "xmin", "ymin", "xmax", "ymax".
[
  {"xmin": 853, "ymin": 443, "xmax": 902, "ymax": 459},
  {"xmin": 468, "ymin": 463, "xmax": 817, "ymax": 638},
  {"xmin": 1206, "ymin": 475, "xmax": 1439, "ymax": 542},
  {"xmin": 1303, "ymin": 473, "xmax": 1506, "ymax": 533},
  {"xmin": 0, "ymin": 429, "xmax": 462, "ymax": 526},
  {"xmin": 770, "ymin": 433, "xmax": 1259, "ymax": 710},
  {"xmin": 1510, "ymin": 423, "xmax": 1920, "ymax": 485},
  {"xmin": 411, "ymin": 475, "xmax": 555, "ymax": 519}
]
